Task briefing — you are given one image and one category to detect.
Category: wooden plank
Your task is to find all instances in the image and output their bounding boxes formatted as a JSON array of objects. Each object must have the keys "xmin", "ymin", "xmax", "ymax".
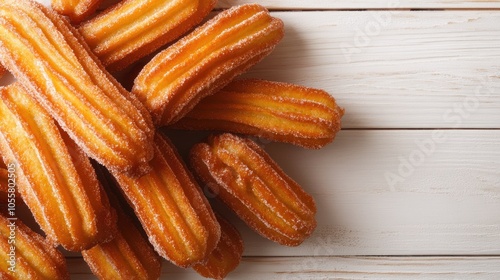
[
  {"xmin": 216, "ymin": 0, "xmax": 500, "ymax": 10},
  {"xmin": 238, "ymin": 11, "xmax": 500, "ymax": 129},
  {"xmin": 68, "ymin": 256, "xmax": 500, "ymax": 279},
  {"xmin": 166, "ymin": 129, "xmax": 500, "ymax": 256}
]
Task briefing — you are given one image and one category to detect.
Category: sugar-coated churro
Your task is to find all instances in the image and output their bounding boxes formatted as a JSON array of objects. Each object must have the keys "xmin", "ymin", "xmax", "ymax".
[
  {"xmin": 0, "ymin": 0, "xmax": 154, "ymax": 176},
  {"xmin": 79, "ymin": 0, "xmax": 216, "ymax": 71},
  {"xmin": 0, "ymin": 84, "xmax": 116, "ymax": 251},
  {"xmin": 174, "ymin": 79, "xmax": 344, "ymax": 148},
  {"xmin": 51, "ymin": 0, "xmax": 103, "ymax": 23},
  {"xmin": 0, "ymin": 213, "xmax": 69, "ymax": 279},
  {"xmin": 190, "ymin": 133, "xmax": 317, "ymax": 246},
  {"xmin": 112, "ymin": 133, "xmax": 220, "ymax": 267},
  {"xmin": 193, "ymin": 214, "xmax": 243, "ymax": 279},
  {"xmin": 132, "ymin": 4, "xmax": 284, "ymax": 126}
]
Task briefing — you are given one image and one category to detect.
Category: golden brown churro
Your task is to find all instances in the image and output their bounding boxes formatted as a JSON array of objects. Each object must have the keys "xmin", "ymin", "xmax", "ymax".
[
  {"xmin": 132, "ymin": 4, "xmax": 284, "ymax": 126},
  {"xmin": 193, "ymin": 214, "xmax": 244, "ymax": 279},
  {"xmin": 82, "ymin": 206, "xmax": 162, "ymax": 280},
  {"xmin": 174, "ymin": 79, "xmax": 344, "ymax": 148},
  {"xmin": 0, "ymin": 84, "xmax": 116, "ymax": 251},
  {"xmin": 51, "ymin": 0, "xmax": 103, "ymax": 23},
  {"xmin": 112, "ymin": 133, "xmax": 220, "ymax": 267},
  {"xmin": 79, "ymin": 0, "xmax": 216, "ymax": 71},
  {"xmin": 190, "ymin": 133, "xmax": 317, "ymax": 246},
  {"xmin": 82, "ymin": 165, "xmax": 162, "ymax": 280},
  {"xmin": 0, "ymin": 0, "xmax": 154, "ymax": 175},
  {"xmin": 0, "ymin": 213, "xmax": 69, "ymax": 279}
]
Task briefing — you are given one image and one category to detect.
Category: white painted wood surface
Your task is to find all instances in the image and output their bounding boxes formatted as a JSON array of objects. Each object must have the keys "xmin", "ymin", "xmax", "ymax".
[
  {"xmin": 67, "ymin": 256, "xmax": 500, "ymax": 279},
  {"xmin": 1, "ymin": 0, "xmax": 498, "ymax": 279}
]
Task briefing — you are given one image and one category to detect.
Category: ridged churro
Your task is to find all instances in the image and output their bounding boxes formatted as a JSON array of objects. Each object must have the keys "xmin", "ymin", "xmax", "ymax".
[
  {"xmin": 0, "ymin": 213, "xmax": 69, "ymax": 279},
  {"xmin": 193, "ymin": 214, "xmax": 243, "ymax": 279},
  {"xmin": 0, "ymin": 0, "xmax": 154, "ymax": 175},
  {"xmin": 82, "ymin": 164, "xmax": 162, "ymax": 280},
  {"xmin": 79, "ymin": 0, "xmax": 216, "ymax": 71},
  {"xmin": 190, "ymin": 133, "xmax": 317, "ymax": 246},
  {"xmin": 132, "ymin": 4, "xmax": 284, "ymax": 126},
  {"xmin": 0, "ymin": 84, "xmax": 116, "ymax": 251},
  {"xmin": 112, "ymin": 133, "xmax": 220, "ymax": 267},
  {"xmin": 51, "ymin": 0, "xmax": 103, "ymax": 23},
  {"xmin": 82, "ymin": 199, "xmax": 161, "ymax": 279},
  {"xmin": 174, "ymin": 79, "xmax": 344, "ymax": 148}
]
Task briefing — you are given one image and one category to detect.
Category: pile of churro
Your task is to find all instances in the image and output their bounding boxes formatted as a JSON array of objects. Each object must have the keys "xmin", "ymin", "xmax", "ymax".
[{"xmin": 0, "ymin": 0, "xmax": 343, "ymax": 279}]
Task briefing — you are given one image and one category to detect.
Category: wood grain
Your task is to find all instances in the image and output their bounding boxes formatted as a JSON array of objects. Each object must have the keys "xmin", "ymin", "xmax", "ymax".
[
  {"xmin": 216, "ymin": 0, "xmax": 500, "ymax": 9},
  {"xmin": 68, "ymin": 256, "xmax": 500, "ymax": 279},
  {"xmin": 240, "ymin": 11, "xmax": 500, "ymax": 129},
  {"xmin": 224, "ymin": 130, "xmax": 500, "ymax": 256}
]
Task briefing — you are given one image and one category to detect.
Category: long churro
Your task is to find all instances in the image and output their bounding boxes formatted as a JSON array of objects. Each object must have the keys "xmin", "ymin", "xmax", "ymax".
[
  {"xmin": 82, "ymin": 164, "xmax": 162, "ymax": 280},
  {"xmin": 132, "ymin": 4, "xmax": 284, "ymax": 126},
  {"xmin": 190, "ymin": 133, "xmax": 317, "ymax": 246},
  {"xmin": 0, "ymin": 0, "xmax": 154, "ymax": 175},
  {"xmin": 112, "ymin": 133, "xmax": 220, "ymax": 267},
  {"xmin": 0, "ymin": 84, "xmax": 116, "ymax": 251},
  {"xmin": 193, "ymin": 214, "xmax": 244, "ymax": 279},
  {"xmin": 174, "ymin": 79, "xmax": 344, "ymax": 148},
  {"xmin": 0, "ymin": 213, "xmax": 69, "ymax": 279},
  {"xmin": 79, "ymin": 0, "xmax": 216, "ymax": 71}
]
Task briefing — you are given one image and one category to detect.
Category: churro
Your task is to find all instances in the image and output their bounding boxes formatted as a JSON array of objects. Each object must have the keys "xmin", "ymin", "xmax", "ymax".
[
  {"xmin": 0, "ymin": 84, "xmax": 116, "ymax": 251},
  {"xmin": 132, "ymin": 4, "xmax": 284, "ymax": 125},
  {"xmin": 190, "ymin": 133, "xmax": 317, "ymax": 246},
  {"xmin": 193, "ymin": 214, "xmax": 243, "ymax": 279},
  {"xmin": 0, "ymin": 0, "xmax": 154, "ymax": 175},
  {"xmin": 0, "ymin": 213, "xmax": 69, "ymax": 279},
  {"xmin": 79, "ymin": 0, "xmax": 216, "ymax": 71},
  {"xmin": 51, "ymin": 0, "xmax": 103, "ymax": 23},
  {"xmin": 112, "ymin": 133, "xmax": 220, "ymax": 267},
  {"xmin": 82, "ymin": 205, "xmax": 161, "ymax": 280},
  {"xmin": 174, "ymin": 79, "xmax": 344, "ymax": 148}
]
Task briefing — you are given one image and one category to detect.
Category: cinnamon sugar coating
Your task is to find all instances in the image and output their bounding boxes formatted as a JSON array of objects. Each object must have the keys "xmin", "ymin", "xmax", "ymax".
[
  {"xmin": 132, "ymin": 4, "xmax": 284, "ymax": 126},
  {"xmin": 82, "ymin": 194, "xmax": 162, "ymax": 279},
  {"xmin": 0, "ymin": 0, "xmax": 154, "ymax": 176},
  {"xmin": 175, "ymin": 79, "xmax": 344, "ymax": 149},
  {"xmin": 79, "ymin": 0, "xmax": 216, "ymax": 71},
  {"xmin": 112, "ymin": 133, "xmax": 221, "ymax": 267},
  {"xmin": 0, "ymin": 214, "xmax": 69, "ymax": 279},
  {"xmin": 193, "ymin": 214, "xmax": 244, "ymax": 280},
  {"xmin": 190, "ymin": 133, "xmax": 317, "ymax": 246},
  {"xmin": 52, "ymin": 0, "xmax": 103, "ymax": 23},
  {"xmin": 82, "ymin": 166, "xmax": 162, "ymax": 280},
  {"xmin": 0, "ymin": 84, "xmax": 116, "ymax": 251}
]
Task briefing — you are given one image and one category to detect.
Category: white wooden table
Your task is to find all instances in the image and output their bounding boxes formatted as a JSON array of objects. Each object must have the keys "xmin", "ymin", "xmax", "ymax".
[{"xmin": 15, "ymin": 0, "xmax": 500, "ymax": 278}]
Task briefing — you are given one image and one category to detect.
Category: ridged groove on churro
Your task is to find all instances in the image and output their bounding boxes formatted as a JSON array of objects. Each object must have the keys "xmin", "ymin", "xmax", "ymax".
[
  {"xmin": 0, "ymin": 84, "xmax": 116, "ymax": 251},
  {"xmin": 193, "ymin": 214, "xmax": 243, "ymax": 280},
  {"xmin": 112, "ymin": 133, "xmax": 220, "ymax": 267},
  {"xmin": 52, "ymin": 0, "xmax": 103, "ymax": 23},
  {"xmin": 79, "ymin": 0, "xmax": 216, "ymax": 71},
  {"xmin": 0, "ymin": 214, "xmax": 69, "ymax": 279},
  {"xmin": 82, "ymin": 211, "xmax": 162, "ymax": 280},
  {"xmin": 174, "ymin": 79, "xmax": 344, "ymax": 149},
  {"xmin": 132, "ymin": 4, "xmax": 284, "ymax": 126},
  {"xmin": 82, "ymin": 165, "xmax": 162, "ymax": 280},
  {"xmin": 0, "ymin": 0, "xmax": 154, "ymax": 175},
  {"xmin": 190, "ymin": 133, "xmax": 317, "ymax": 246}
]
